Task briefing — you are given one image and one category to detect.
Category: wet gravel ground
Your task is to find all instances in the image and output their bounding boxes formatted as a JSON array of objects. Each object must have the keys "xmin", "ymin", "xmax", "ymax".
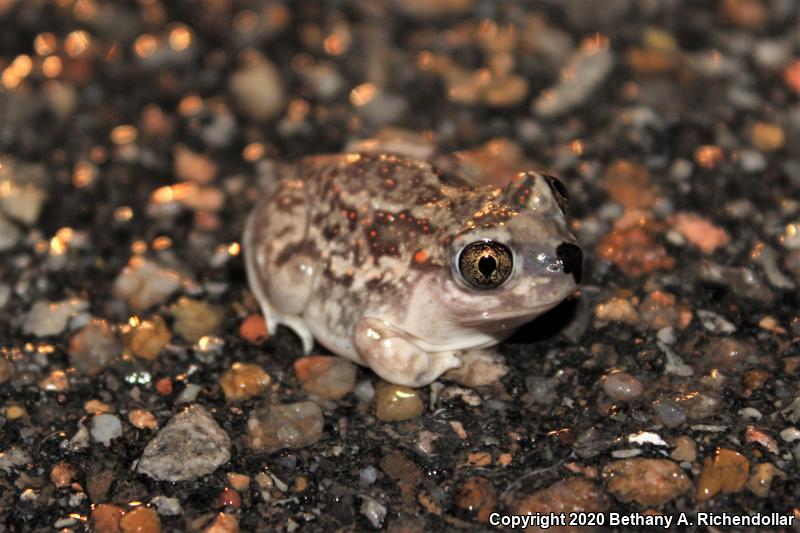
[{"xmin": 2, "ymin": 1, "xmax": 800, "ymax": 531}]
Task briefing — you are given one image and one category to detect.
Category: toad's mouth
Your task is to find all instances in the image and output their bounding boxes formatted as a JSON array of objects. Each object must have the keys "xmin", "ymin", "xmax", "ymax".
[{"xmin": 461, "ymin": 300, "xmax": 564, "ymax": 329}]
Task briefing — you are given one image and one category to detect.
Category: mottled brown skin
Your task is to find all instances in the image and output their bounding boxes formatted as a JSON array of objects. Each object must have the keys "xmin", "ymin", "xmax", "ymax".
[{"xmin": 245, "ymin": 152, "xmax": 581, "ymax": 386}]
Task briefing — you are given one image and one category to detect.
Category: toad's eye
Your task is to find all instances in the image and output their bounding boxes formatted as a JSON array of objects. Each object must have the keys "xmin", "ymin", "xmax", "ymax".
[
  {"xmin": 457, "ymin": 241, "xmax": 513, "ymax": 289},
  {"xmin": 542, "ymin": 174, "xmax": 569, "ymax": 214}
]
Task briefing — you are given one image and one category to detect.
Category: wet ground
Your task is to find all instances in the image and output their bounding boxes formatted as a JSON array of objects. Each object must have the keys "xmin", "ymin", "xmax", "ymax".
[{"xmin": 1, "ymin": 1, "xmax": 800, "ymax": 532}]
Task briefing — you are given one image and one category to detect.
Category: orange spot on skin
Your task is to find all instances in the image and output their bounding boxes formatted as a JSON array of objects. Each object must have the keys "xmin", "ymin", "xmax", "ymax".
[{"xmin": 414, "ymin": 250, "xmax": 428, "ymax": 264}]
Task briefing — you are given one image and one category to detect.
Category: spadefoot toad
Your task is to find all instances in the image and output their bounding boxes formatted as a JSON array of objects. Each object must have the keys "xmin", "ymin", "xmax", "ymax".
[{"xmin": 244, "ymin": 152, "xmax": 582, "ymax": 387}]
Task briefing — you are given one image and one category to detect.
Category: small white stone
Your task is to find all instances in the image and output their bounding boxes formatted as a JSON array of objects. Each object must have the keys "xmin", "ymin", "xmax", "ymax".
[
  {"xmin": 611, "ymin": 448, "xmax": 643, "ymax": 459},
  {"xmin": 738, "ymin": 407, "xmax": 763, "ymax": 420},
  {"xmin": 353, "ymin": 380, "xmax": 375, "ymax": 403},
  {"xmin": 151, "ymin": 495, "xmax": 183, "ymax": 516},
  {"xmin": 627, "ymin": 431, "xmax": 668, "ymax": 447},
  {"xmin": 0, "ymin": 180, "xmax": 46, "ymax": 225},
  {"xmin": 113, "ymin": 258, "xmax": 181, "ymax": 311},
  {"xmin": 90, "ymin": 414, "xmax": 122, "ymax": 447},
  {"xmin": 22, "ymin": 299, "xmax": 89, "ymax": 337},
  {"xmin": 360, "ymin": 496, "xmax": 387, "ymax": 528},
  {"xmin": 61, "ymin": 423, "xmax": 91, "ymax": 451},
  {"xmin": 779, "ymin": 427, "xmax": 800, "ymax": 443}
]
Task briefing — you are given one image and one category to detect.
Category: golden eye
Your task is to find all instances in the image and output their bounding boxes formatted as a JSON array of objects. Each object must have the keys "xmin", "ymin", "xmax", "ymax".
[{"xmin": 457, "ymin": 241, "xmax": 513, "ymax": 289}]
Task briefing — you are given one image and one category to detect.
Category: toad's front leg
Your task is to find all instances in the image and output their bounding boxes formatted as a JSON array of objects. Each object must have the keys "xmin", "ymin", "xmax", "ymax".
[{"xmin": 353, "ymin": 317, "xmax": 461, "ymax": 387}]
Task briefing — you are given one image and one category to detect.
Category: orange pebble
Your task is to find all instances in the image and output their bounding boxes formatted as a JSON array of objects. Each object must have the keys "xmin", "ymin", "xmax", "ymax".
[
  {"xmin": 119, "ymin": 506, "xmax": 161, "ymax": 533},
  {"xmin": 92, "ymin": 504, "xmax": 125, "ymax": 533},
  {"xmin": 239, "ymin": 314, "xmax": 268, "ymax": 345},
  {"xmin": 155, "ymin": 378, "xmax": 173, "ymax": 396}
]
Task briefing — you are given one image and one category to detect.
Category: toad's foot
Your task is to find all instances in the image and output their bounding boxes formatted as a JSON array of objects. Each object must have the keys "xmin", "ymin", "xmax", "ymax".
[
  {"xmin": 442, "ymin": 348, "xmax": 509, "ymax": 387},
  {"xmin": 353, "ymin": 317, "xmax": 461, "ymax": 388}
]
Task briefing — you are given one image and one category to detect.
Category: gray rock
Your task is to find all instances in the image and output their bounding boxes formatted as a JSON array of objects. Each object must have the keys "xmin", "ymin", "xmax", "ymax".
[{"xmin": 137, "ymin": 404, "xmax": 231, "ymax": 481}]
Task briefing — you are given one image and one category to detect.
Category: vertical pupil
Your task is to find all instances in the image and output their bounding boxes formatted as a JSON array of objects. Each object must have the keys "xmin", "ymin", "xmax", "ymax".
[{"xmin": 478, "ymin": 254, "xmax": 496, "ymax": 277}]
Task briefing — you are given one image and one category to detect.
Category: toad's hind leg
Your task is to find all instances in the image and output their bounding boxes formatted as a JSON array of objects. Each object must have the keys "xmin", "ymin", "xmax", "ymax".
[{"xmin": 243, "ymin": 179, "xmax": 315, "ymax": 353}]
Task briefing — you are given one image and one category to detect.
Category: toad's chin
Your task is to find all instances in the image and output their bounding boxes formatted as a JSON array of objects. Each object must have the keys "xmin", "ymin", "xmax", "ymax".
[{"xmin": 461, "ymin": 300, "xmax": 563, "ymax": 330}]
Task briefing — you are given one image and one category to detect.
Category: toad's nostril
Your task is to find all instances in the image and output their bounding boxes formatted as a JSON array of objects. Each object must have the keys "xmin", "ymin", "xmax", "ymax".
[{"xmin": 556, "ymin": 243, "xmax": 583, "ymax": 284}]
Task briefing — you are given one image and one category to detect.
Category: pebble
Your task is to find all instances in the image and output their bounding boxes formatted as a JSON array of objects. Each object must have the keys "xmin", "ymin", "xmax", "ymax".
[
  {"xmin": 525, "ymin": 375, "xmax": 557, "ymax": 405},
  {"xmin": 360, "ymin": 496, "xmax": 387, "ymax": 528},
  {"xmin": 780, "ymin": 222, "xmax": 800, "ymax": 250},
  {"xmin": 68, "ymin": 320, "xmax": 122, "ymax": 376},
  {"xmin": 91, "ymin": 504, "xmax": 125, "ymax": 533},
  {"xmin": 696, "ymin": 310, "xmax": 737, "ymax": 334},
  {"xmin": 750, "ymin": 121, "xmax": 785, "ymax": 152},
  {"xmin": 746, "ymin": 463, "xmax": 779, "ymax": 497},
  {"xmin": 670, "ymin": 436, "xmax": 697, "ymax": 463},
  {"xmin": 174, "ymin": 145, "xmax": 217, "ymax": 184},
  {"xmin": 638, "ymin": 290, "xmax": 691, "ymax": 330},
  {"xmin": 375, "ymin": 382, "xmax": 424, "ymax": 422},
  {"xmin": 203, "ymin": 513, "xmax": 238, "ymax": 533},
  {"xmin": 85, "ymin": 399, "xmax": 114, "ymax": 414},
  {"xmin": 696, "ymin": 448, "xmax": 750, "ymax": 502},
  {"xmin": 594, "ymin": 297, "xmax": 639, "ymax": 324},
  {"xmin": 755, "ymin": 244, "xmax": 796, "ymax": 290},
  {"xmin": 670, "ymin": 212, "xmax": 730, "ymax": 254},
  {"xmin": 653, "ymin": 399, "xmax": 687, "ymax": 428},
  {"xmin": 0, "ymin": 213, "xmax": 21, "ymax": 251},
  {"xmin": 0, "ymin": 447, "xmax": 30, "ymax": 473},
  {"xmin": 779, "ymin": 427, "xmax": 800, "ymax": 443},
  {"xmin": 359, "ymin": 466, "xmax": 378, "ymax": 486},
  {"xmin": 113, "ymin": 258, "xmax": 181, "ymax": 311},
  {"xmin": 514, "ymin": 477, "xmax": 609, "ymax": 529},
  {"xmin": 455, "ymin": 477, "xmax": 496, "ymax": 523},
  {"xmin": 129, "ymin": 316, "xmax": 171, "ymax": 360},
  {"xmin": 239, "ymin": 313, "xmax": 268, "ymax": 344},
  {"xmin": 228, "ymin": 50, "xmax": 284, "ymax": 121},
  {"xmin": 90, "ymin": 414, "xmax": 123, "ymax": 447},
  {"xmin": 216, "ymin": 487, "xmax": 242, "ymax": 509},
  {"xmin": 247, "ymin": 401, "xmax": 324, "ymax": 453},
  {"xmin": 533, "ymin": 37, "xmax": 613, "ymax": 118},
  {"xmin": 2, "ymin": 404, "xmax": 25, "ymax": 419},
  {"xmin": 219, "ymin": 363, "xmax": 271, "ymax": 402},
  {"xmin": 150, "ymin": 495, "xmax": 182, "ymax": 516},
  {"xmin": 0, "ymin": 179, "xmax": 46, "ymax": 225},
  {"xmin": 62, "ymin": 423, "xmax": 90, "ymax": 452},
  {"xmin": 602, "ymin": 371, "xmax": 643, "ymax": 401},
  {"xmin": 50, "ymin": 462, "xmax": 75, "ymax": 488},
  {"xmin": 602, "ymin": 458, "xmax": 691, "ymax": 506},
  {"xmin": 171, "ymin": 298, "xmax": 223, "ymax": 342},
  {"xmin": 745, "ymin": 425, "xmax": 779, "ymax": 454},
  {"xmin": 137, "ymin": 405, "xmax": 231, "ymax": 481},
  {"xmin": 129, "ymin": 409, "xmax": 158, "ymax": 430},
  {"xmin": 596, "ymin": 227, "xmax": 675, "ymax": 276},
  {"xmin": 353, "ymin": 380, "xmax": 375, "ymax": 403},
  {"xmin": 602, "ymin": 160, "xmax": 656, "ymax": 210},
  {"xmin": 227, "ymin": 473, "xmax": 250, "ymax": 492},
  {"xmin": 705, "ymin": 337, "xmax": 753, "ymax": 369},
  {"xmin": 39, "ymin": 369, "xmax": 69, "ymax": 392},
  {"xmin": 119, "ymin": 506, "xmax": 161, "ymax": 533},
  {"xmin": 294, "ymin": 356, "xmax": 357, "ymax": 400},
  {"xmin": 22, "ymin": 298, "xmax": 88, "ymax": 337}
]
